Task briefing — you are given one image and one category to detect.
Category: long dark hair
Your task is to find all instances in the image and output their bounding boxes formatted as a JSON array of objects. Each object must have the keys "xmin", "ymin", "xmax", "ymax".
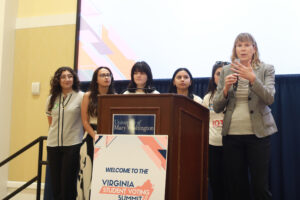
[
  {"xmin": 206, "ymin": 61, "xmax": 230, "ymax": 102},
  {"xmin": 88, "ymin": 66, "xmax": 115, "ymax": 117},
  {"xmin": 169, "ymin": 68, "xmax": 194, "ymax": 99},
  {"xmin": 48, "ymin": 66, "xmax": 80, "ymax": 111},
  {"xmin": 127, "ymin": 61, "xmax": 155, "ymax": 93}
]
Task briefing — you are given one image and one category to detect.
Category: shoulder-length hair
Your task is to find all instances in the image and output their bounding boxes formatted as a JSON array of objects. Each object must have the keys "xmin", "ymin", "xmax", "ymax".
[
  {"xmin": 231, "ymin": 32, "xmax": 260, "ymax": 67},
  {"xmin": 127, "ymin": 61, "xmax": 155, "ymax": 93},
  {"xmin": 88, "ymin": 66, "xmax": 115, "ymax": 117},
  {"xmin": 168, "ymin": 68, "xmax": 194, "ymax": 100},
  {"xmin": 206, "ymin": 61, "xmax": 230, "ymax": 102},
  {"xmin": 48, "ymin": 66, "xmax": 80, "ymax": 111}
]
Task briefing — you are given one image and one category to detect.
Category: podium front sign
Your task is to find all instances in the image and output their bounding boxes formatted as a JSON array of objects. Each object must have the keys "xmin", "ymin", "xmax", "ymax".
[
  {"xmin": 91, "ymin": 135, "xmax": 168, "ymax": 200},
  {"xmin": 112, "ymin": 114, "xmax": 156, "ymax": 135}
]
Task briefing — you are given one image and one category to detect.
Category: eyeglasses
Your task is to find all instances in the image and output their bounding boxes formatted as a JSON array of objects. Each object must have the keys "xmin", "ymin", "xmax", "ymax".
[
  {"xmin": 99, "ymin": 73, "xmax": 111, "ymax": 78},
  {"xmin": 60, "ymin": 74, "xmax": 73, "ymax": 80},
  {"xmin": 215, "ymin": 61, "xmax": 230, "ymax": 66}
]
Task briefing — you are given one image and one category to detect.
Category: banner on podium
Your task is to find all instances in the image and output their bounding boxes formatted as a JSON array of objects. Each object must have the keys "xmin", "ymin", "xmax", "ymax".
[
  {"xmin": 91, "ymin": 135, "xmax": 168, "ymax": 200},
  {"xmin": 112, "ymin": 114, "xmax": 156, "ymax": 135}
]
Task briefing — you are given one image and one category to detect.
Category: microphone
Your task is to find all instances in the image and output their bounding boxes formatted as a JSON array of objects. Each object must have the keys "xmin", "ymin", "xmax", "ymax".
[
  {"xmin": 233, "ymin": 58, "xmax": 240, "ymax": 91},
  {"xmin": 233, "ymin": 76, "xmax": 239, "ymax": 91}
]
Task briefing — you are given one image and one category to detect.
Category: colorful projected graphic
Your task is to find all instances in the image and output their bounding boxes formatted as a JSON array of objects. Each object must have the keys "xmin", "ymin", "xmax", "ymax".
[
  {"xmin": 77, "ymin": 0, "xmax": 136, "ymax": 81},
  {"xmin": 76, "ymin": 0, "xmax": 300, "ymax": 81}
]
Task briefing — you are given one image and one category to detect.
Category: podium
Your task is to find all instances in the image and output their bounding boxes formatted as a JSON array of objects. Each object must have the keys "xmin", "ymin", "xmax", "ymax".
[{"xmin": 97, "ymin": 94, "xmax": 209, "ymax": 200}]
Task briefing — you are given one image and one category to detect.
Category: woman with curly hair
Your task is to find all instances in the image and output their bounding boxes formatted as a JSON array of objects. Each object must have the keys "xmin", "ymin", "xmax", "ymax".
[
  {"xmin": 46, "ymin": 66, "xmax": 84, "ymax": 199},
  {"xmin": 76, "ymin": 66, "xmax": 115, "ymax": 200}
]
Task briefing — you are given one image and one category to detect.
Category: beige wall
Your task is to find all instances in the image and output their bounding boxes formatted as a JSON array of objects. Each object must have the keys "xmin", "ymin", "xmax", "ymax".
[
  {"xmin": 8, "ymin": 0, "xmax": 77, "ymax": 183},
  {"xmin": 0, "ymin": 0, "xmax": 4, "ymax": 81},
  {"xmin": 0, "ymin": 0, "xmax": 18, "ymax": 197},
  {"xmin": 9, "ymin": 25, "xmax": 77, "ymax": 181},
  {"xmin": 18, "ymin": 0, "xmax": 76, "ymax": 17},
  {"xmin": 0, "ymin": 0, "xmax": 6, "ymax": 195}
]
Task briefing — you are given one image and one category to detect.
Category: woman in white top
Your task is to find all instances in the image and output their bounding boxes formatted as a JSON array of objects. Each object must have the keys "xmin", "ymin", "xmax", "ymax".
[
  {"xmin": 77, "ymin": 66, "xmax": 115, "ymax": 200},
  {"xmin": 46, "ymin": 66, "xmax": 84, "ymax": 200},
  {"xmin": 168, "ymin": 68, "xmax": 203, "ymax": 104},
  {"xmin": 123, "ymin": 61, "xmax": 160, "ymax": 94},
  {"xmin": 202, "ymin": 61, "xmax": 229, "ymax": 200}
]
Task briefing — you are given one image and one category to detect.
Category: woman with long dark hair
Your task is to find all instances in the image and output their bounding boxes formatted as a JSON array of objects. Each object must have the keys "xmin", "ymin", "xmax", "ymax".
[
  {"xmin": 213, "ymin": 33, "xmax": 277, "ymax": 200},
  {"xmin": 123, "ymin": 61, "xmax": 159, "ymax": 94},
  {"xmin": 81, "ymin": 66, "xmax": 115, "ymax": 139},
  {"xmin": 169, "ymin": 68, "xmax": 202, "ymax": 104},
  {"xmin": 203, "ymin": 61, "xmax": 229, "ymax": 200},
  {"xmin": 46, "ymin": 66, "xmax": 84, "ymax": 200},
  {"xmin": 76, "ymin": 66, "xmax": 115, "ymax": 200}
]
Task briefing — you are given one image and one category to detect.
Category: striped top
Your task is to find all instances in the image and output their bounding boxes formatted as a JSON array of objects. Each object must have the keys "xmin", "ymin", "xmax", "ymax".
[
  {"xmin": 228, "ymin": 77, "xmax": 254, "ymax": 135},
  {"xmin": 46, "ymin": 91, "xmax": 84, "ymax": 147}
]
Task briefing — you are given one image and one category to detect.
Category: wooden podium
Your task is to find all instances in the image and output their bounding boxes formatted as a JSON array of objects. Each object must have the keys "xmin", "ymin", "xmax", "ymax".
[{"xmin": 97, "ymin": 94, "xmax": 209, "ymax": 200}]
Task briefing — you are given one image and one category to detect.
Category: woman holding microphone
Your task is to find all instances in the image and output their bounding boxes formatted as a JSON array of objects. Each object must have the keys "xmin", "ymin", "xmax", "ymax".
[{"xmin": 213, "ymin": 33, "xmax": 277, "ymax": 200}]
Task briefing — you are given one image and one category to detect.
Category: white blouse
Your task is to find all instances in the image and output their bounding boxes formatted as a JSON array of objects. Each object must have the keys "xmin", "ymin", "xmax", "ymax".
[{"xmin": 46, "ymin": 91, "xmax": 84, "ymax": 147}]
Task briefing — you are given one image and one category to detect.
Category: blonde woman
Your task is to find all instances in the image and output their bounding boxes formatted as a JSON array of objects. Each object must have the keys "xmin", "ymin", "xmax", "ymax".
[{"xmin": 213, "ymin": 33, "xmax": 277, "ymax": 200}]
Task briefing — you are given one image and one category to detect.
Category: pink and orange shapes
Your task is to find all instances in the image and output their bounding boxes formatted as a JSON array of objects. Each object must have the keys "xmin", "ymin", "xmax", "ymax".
[{"xmin": 138, "ymin": 136, "xmax": 168, "ymax": 170}]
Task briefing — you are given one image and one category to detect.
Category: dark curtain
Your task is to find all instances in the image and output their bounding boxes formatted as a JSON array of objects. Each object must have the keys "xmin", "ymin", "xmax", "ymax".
[
  {"xmin": 269, "ymin": 75, "xmax": 300, "ymax": 200},
  {"xmin": 44, "ymin": 75, "xmax": 300, "ymax": 200}
]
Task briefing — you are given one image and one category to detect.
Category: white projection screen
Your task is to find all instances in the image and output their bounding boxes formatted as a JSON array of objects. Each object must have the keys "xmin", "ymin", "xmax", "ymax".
[{"xmin": 76, "ymin": 0, "xmax": 300, "ymax": 81}]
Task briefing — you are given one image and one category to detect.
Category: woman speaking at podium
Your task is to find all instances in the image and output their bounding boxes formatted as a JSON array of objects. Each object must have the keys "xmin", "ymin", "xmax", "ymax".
[
  {"xmin": 213, "ymin": 33, "xmax": 277, "ymax": 200},
  {"xmin": 123, "ymin": 61, "xmax": 160, "ymax": 94},
  {"xmin": 77, "ymin": 66, "xmax": 115, "ymax": 200}
]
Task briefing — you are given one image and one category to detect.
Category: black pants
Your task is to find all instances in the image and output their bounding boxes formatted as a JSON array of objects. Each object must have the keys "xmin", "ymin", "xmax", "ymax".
[
  {"xmin": 223, "ymin": 135, "xmax": 272, "ymax": 200},
  {"xmin": 209, "ymin": 145, "xmax": 227, "ymax": 200},
  {"xmin": 47, "ymin": 144, "xmax": 81, "ymax": 200}
]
